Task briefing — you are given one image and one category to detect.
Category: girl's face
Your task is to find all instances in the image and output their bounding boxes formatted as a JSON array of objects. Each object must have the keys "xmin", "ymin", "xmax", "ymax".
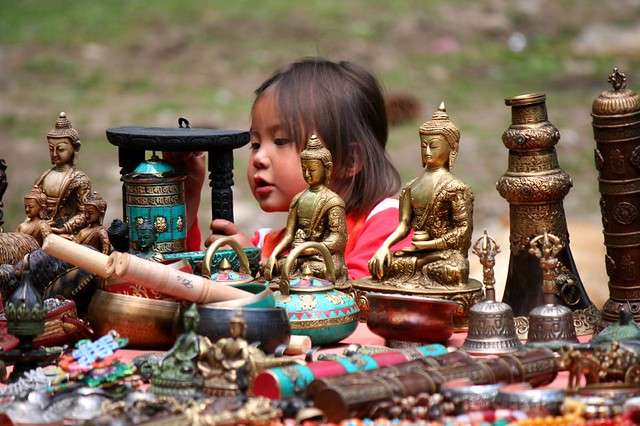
[{"xmin": 248, "ymin": 91, "xmax": 308, "ymax": 212}]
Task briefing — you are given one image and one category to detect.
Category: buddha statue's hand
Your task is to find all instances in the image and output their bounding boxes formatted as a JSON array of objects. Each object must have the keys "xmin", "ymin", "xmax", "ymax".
[
  {"xmin": 50, "ymin": 226, "xmax": 65, "ymax": 234},
  {"xmin": 263, "ymin": 255, "xmax": 277, "ymax": 281},
  {"xmin": 368, "ymin": 246, "xmax": 392, "ymax": 280}
]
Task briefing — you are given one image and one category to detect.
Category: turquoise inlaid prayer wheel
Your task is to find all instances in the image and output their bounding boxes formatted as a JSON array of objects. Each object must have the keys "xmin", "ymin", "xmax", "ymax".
[{"xmin": 123, "ymin": 156, "xmax": 187, "ymax": 253}]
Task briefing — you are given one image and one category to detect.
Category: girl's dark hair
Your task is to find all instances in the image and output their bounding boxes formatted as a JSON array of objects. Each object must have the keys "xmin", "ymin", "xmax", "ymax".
[{"xmin": 254, "ymin": 57, "xmax": 401, "ymax": 216}]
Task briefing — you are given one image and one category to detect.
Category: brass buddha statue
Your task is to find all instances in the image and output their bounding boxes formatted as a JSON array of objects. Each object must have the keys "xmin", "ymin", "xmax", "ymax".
[
  {"xmin": 17, "ymin": 186, "xmax": 50, "ymax": 245},
  {"xmin": 198, "ymin": 312, "xmax": 301, "ymax": 396},
  {"xmin": 34, "ymin": 112, "xmax": 92, "ymax": 238},
  {"xmin": 263, "ymin": 134, "xmax": 347, "ymax": 283},
  {"xmin": 356, "ymin": 103, "xmax": 483, "ymax": 330},
  {"xmin": 73, "ymin": 191, "xmax": 110, "ymax": 254},
  {"xmin": 369, "ymin": 102, "xmax": 473, "ymax": 288}
]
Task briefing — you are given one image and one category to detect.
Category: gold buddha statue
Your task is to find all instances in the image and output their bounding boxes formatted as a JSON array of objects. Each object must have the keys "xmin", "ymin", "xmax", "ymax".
[
  {"xmin": 263, "ymin": 134, "xmax": 347, "ymax": 283},
  {"xmin": 368, "ymin": 102, "xmax": 474, "ymax": 289},
  {"xmin": 16, "ymin": 186, "xmax": 50, "ymax": 245},
  {"xmin": 34, "ymin": 112, "xmax": 91, "ymax": 238},
  {"xmin": 73, "ymin": 191, "xmax": 111, "ymax": 254}
]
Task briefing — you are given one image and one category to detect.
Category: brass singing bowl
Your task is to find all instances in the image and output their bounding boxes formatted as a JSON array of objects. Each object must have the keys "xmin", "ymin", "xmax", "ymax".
[{"xmin": 87, "ymin": 289, "xmax": 179, "ymax": 348}]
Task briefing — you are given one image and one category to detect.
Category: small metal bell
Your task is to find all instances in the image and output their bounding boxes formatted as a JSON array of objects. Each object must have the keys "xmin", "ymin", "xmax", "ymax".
[
  {"xmin": 463, "ymin": 231, "xmax": 523, "ymax": 354},
  {"xmin": 526, "ymin": 232, "xmax": 578, "ymax": 345}
]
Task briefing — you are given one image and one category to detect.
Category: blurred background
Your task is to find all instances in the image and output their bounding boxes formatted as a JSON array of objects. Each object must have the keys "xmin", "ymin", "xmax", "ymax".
[{"xmin": 2, "ymin": 0, "xmax": 640, "ymax": 306}]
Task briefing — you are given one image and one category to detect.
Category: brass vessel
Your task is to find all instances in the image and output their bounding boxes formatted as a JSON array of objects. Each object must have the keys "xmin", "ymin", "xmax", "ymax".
[
  {"xmin": 591, "ymin": 68, "xmax": 640, "ymax": 327},
  {"xmin": 526, "ymin": 232, "xmax": 578, "ymax": 346},
  {"xmin": 497, "ymin": 93, "xmax": 598, "ymax": 337},
  {"xmin": 87, "ymin": 289, "xmax": 179, "ymax": 348},
  {"xmin": 463, "ymin": 231, "xmax": 523, "ymax": 354}
]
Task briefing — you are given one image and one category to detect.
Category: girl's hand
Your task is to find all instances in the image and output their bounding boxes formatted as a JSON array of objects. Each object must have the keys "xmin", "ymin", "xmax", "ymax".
[{"xmin": 205, "ymin": 219, "xmax": 253, "ymax": 248}]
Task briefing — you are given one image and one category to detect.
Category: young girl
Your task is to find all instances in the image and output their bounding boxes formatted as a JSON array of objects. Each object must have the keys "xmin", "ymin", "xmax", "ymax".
[{"xmin": 208, "ymin": 57, "xmax": 411, "ymax": 279}]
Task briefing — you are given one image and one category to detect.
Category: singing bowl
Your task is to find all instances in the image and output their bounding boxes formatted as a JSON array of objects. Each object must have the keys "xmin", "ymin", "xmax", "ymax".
[
  {"xmin": 195, "ymin": 306, "xmax": 290, "ymax": 353},
  {"xmin": 208, "ymin": 282, "xmax": 275, "ymax": 308},
  {"xmin": 366, "ymin": 292, "xmax": 457, "ymax": 344},
  {"xmin": 87, "ymin": 289, "xmax": 179, "ymax": 348}
]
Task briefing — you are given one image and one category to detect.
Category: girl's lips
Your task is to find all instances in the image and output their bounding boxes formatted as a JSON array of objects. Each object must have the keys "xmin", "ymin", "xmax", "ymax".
[{"xmin": 255, "ymin": 185, "xmax": 274, "ymax": 197}]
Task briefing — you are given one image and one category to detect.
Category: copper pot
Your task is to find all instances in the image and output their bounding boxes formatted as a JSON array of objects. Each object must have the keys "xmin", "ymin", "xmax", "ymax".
[
  {"xmin": 87, "ymin": 289, "xmax": 179, "ymax": 348},
  {"xmin": 366, "ymin": 292, "xmax": 456, "ymax": 344}
]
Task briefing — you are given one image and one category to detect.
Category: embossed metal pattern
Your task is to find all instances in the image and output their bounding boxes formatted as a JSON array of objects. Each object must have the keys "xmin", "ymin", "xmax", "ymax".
[
  {"xmin": 593, "ymin": 69, "xmax": 640, "ymax": 326},
  {"xmin": 498, "ymin": 93, "xmax": 595, "ymax": 326}
]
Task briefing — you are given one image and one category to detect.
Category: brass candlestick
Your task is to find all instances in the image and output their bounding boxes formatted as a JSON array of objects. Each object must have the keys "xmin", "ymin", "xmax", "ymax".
[
  {"xmin": 497, "ymin": 93, "xmax": 598, "ymax": 336},
  {"xmin": 526, "ymin": 232, "xmax": 578, "ymax": 345},
  {"xmin": 463, "ymin": 231, "xmax": 522, "ymax": 354},
  {"xmin": 592, "ymin": 68, "xmax": 640, "ymax": 328}
]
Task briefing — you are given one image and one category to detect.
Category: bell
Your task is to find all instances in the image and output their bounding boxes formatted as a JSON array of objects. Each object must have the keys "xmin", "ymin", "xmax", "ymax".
[
  {"xmin": 463, "ymin": 231, "xmax": 523, "ymax": 354},
  {"xmin": 526, "ymin": 232, "xmax": 579, "ymax": 345}
]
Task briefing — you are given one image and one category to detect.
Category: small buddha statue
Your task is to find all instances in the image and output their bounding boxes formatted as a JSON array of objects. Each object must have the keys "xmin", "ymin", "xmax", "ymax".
[
  {"xmin": 199, "ymin": 313, "xmax": 253, "ymax": 396},
  {"xmin": 16, "ymin": 186, "xmax": 50, "ymax": 245},
  {"xmin": 263, "ymin": 134, "xmax": 347, "ymax": 283},
  {"xmin": 368, "ymin": 103, "xmax": 474, "ymax": 289},
  {"xmin": 151, "ymin": 303, "xmax": 211, "ymax": 397},
  {"xmin": 133, "ymin": 217, "xmax": 164, "ymax": 262},
  {"xmin": 73, "ymin": 191, "xmax": 110, "ymax": 254},
  {"xmin": 198, "ymin": 312, "xmax": 302, "ymax": 396},
  {"xmin": 34, "ymin": 112, "xmax": 92, "ymax": 238}
]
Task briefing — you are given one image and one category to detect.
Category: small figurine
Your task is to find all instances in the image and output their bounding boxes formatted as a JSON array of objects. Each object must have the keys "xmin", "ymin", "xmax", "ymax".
[
  {"xmin": 16, "ymin": 186, "xmax": 50, "ymax": 245},
  {"xmin": 368, "ymin": 103, "xmax": 473, "ymax": 288},
  {"xmin": 73, "ymin": 192, "xmax": 110, "ymax": 254},
  {"xmin": 264, "ymin": 134, "xmax": 347, "ymax": 283},
  {"xmin": 133, "ymin": 218, "xmax": 164, "ymax": 261},
  {"xmin": 151, "ymin": 304, "xmax": 210, "ymax": 398},
  {"xmin": 199, "ymin": 312, "xmax": 302, "ymax": 396},
  {"xmin": 34, "ymin": 112, "xmax": 92, "ymax": 237}
]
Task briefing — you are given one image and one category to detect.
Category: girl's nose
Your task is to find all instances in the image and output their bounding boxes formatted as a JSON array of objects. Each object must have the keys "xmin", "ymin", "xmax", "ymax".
[{"xmin": 251, "ymin": 146, "xmax": 270, "ymax": 169}]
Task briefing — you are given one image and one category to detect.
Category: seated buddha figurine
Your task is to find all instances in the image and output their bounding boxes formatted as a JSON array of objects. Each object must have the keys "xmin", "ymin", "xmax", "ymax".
[
  {"xmin": 198, "ymin": 312, "xmax": 301, "ymax": 396},
  {"xmin": 151, "ymin": 303, "xmax": 211, "ymax": 397},
  {"xmin": 17, "ymin": 186, "xmax": 50, "ymax": 245},
  {"xmin": 73, "ymin": 191, "xmax": 111, "ymax": 254},
  {"xmin": 132, "ymin": 218, "xmax": 164, "ymax": 262},
  {"xmin": 263, "ymin": 134, "xmax": 347, "ymax": 283},
  {"xmin": 34, "ymin": 112, "xmax": 92, "ymax": 238},
  {"xmin": 368, "ymin": 103, "xmax": 474, "ymax": 289}
]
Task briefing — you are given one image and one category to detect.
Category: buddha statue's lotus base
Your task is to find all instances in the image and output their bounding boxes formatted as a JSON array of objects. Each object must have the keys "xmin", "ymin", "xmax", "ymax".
[{"xmin": 352, "ymin": 277, "xmax": 484, "ymax": 331}]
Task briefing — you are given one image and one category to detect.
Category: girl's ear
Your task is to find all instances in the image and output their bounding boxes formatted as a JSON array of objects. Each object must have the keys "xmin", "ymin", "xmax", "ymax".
[{"xmin": 344, "ymin": 144, "xmax": 364, "ymax": 178}]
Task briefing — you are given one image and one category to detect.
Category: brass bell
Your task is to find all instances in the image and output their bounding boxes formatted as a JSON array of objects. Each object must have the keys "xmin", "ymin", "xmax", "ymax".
[
  {"xmin": 463, "ymin": 231, "xmax": 523, "ymax": 354},
  {"xmin": 526, "ymin": 232, "xmax": 579, "ymax": 345}
]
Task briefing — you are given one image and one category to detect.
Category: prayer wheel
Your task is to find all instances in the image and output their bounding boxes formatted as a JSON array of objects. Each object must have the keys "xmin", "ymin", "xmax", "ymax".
[
  {"xmin": 592, "ymin": 68, "xmax": 640, "ymax": 326},
  {"xmin": 123, "ymin": 156, "xmax": 186, "ymax": 253}
]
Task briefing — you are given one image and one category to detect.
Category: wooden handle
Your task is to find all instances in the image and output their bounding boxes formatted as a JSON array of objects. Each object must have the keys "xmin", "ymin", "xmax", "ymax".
[
  {"xmin": 107, "ymin": 251, "xmax": 251, "ymax": 303},
  {"xmin": 42, "ymin": 234, "xmax": 112, "ymax": 278}
]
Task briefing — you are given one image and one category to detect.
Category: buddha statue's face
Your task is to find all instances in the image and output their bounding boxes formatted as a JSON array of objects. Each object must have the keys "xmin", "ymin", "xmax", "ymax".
[
  {"xmin": 183, "ymin": 312, "xmax": 198, "ymax": 331},
  {"xmin": 421, "ymin": 134, "xmax": 451, "ymax": 170},
  {"xmin": 48, "ymin": 137, "xmax": 75, "ymax": 167},
  {"xmin": 24, "ymin": 198, "xmax": 41, "ymax": 218},
  {"xmin": 85, "ymin": 204, "xmax": 101, "ymax": 225},
  {"xmin": 138, "ymin": 228, "xmax": 156, "ymax": 250},
  {"xmin": 301, "ymin": 159, "xmax": 326, "ymax": 187},
  {"xmin": 230, "ymin": 321, "xmax": 246, "ymax": 338}
]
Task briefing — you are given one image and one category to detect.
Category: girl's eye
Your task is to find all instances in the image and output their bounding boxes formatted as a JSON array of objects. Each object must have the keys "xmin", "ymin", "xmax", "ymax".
[
  {"xmin": 274, "ymin": 138, "xmax": 292, "ymax": 146},
  {"xmin": 250, "ymin": 142, "xmax": 260, "ymax": 151}
]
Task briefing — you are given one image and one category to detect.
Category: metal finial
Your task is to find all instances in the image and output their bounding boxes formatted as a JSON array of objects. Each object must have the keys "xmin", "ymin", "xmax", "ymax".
[
  {"xmin": 608, "ymin": 67, "xmax": 627, "ymax": 92},
  {"xmin": 529, "ymin": 231, "xmax": 563, "ymax": 304},
  {"xmin": 472, "ymin": 230, "xmax": 500, "ymax": 301},
  {"xmin": 438, "ymin": 101, "xmax": 446, "ymax": 112}
]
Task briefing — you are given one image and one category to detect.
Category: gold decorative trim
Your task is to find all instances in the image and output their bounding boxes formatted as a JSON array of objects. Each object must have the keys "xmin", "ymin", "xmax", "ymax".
[{"xmin": 290, "ymin": 312, "xmax": 359, "ymax": 330}]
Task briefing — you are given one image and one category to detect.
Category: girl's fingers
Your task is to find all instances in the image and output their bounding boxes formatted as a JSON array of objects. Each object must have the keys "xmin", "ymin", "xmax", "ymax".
[{"xmin": 209, "ymin": 219, "xmax": 239, "ymax": 235}]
